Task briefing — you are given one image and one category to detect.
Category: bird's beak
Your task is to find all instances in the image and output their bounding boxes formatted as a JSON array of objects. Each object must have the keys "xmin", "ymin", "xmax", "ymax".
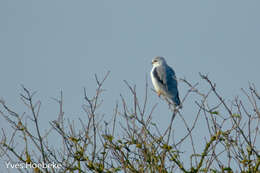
[{"xmin": 151, "ymin": 61, "xmax": 154, "ymax": 65}]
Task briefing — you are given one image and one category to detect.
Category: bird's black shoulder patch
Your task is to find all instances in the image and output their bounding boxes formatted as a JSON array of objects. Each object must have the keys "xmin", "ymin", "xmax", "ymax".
[{"xmin": 153, "ymin": 67, "xmax": 164, "ymax": 85}]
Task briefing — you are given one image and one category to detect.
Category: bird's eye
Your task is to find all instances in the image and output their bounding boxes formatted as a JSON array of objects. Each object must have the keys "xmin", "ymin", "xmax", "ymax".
[{"xmin": 154, "ymin": 60, "xmax": 157, "ymax": 62}]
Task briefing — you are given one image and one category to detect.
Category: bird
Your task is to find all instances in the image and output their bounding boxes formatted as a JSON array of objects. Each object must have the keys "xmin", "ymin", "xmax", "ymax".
[{"xmin": 150, "ymin": 56, "xmax": 181, "ymax": 107}]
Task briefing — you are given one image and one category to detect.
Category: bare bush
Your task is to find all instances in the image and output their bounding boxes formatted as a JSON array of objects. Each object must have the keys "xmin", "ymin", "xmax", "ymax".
[{"xmin": 1, "ymin": 72, "xmax": 259, "ymax": 172}]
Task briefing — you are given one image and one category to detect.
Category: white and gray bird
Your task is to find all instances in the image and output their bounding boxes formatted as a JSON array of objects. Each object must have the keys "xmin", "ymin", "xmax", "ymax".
[{"xmin": 150, "ymin": 56, "xmax": 180, "ymax": 107}]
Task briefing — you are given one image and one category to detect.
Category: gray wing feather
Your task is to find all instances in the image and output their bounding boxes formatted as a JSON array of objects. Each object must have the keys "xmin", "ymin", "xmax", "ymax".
[
  {"xmin": 153, "ymin": 67, "xmax": 164, "ymax": 86},
  {"xmin": 153, "ymin": 66, "xmax": 167, "ymax": 86},
  {"xmin": 165, "ymin": 65, "xmax": 180, "ymax": 105}
]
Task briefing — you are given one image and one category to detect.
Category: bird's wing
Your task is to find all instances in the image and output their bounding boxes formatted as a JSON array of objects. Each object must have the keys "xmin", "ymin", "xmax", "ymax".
[
  {"xmin": 165, "ymin": 65, "xmax": 177, "ymax": 91},
  {"xmin": 165, "ymin": 65, "xmax": 180, "ymax": 105},
  {"xmin": 154, "ymin": 64, "xmax": 177, "ymax": 90},
  {"xmin": 153, "ymin": 65, "xmax": 167, "ymax": 87}
]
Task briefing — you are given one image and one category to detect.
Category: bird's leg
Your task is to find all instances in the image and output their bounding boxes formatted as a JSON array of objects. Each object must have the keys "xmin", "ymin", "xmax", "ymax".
[{"xmin": 157, "ymin": 92, "xmax": 161, "ymax": 97}]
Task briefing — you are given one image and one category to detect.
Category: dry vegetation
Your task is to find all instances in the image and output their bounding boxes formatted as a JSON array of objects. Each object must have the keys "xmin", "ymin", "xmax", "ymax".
[{"xmin": 1, "ymin": 72, "xmax": 259, "ymax": 172}]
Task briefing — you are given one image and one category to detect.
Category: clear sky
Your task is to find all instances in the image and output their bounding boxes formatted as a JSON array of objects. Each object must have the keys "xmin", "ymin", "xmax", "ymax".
[{"xmin": 1, "ymin": 0, "xmax": 260, "ymax": 172}]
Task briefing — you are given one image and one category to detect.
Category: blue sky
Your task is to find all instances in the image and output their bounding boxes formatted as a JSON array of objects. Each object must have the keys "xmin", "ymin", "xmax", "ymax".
[{"xmin": 1, "ymin": 0, "xmax": 260, "ymax": 171}]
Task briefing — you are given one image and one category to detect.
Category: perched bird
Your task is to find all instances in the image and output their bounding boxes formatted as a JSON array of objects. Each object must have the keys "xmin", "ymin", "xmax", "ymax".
[{"xmin": 150, "ymin": 56, "xmax": 180, "ymax": 107}]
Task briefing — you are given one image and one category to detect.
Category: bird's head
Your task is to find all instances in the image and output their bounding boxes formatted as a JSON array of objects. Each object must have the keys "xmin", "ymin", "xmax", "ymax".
[{"xmin": 151, "ymin": 56, "xmax": 167, "ymax": 67}]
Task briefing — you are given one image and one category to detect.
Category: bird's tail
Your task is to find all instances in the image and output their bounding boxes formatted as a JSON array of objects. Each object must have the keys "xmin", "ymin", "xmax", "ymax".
[
  {"xmin": 164, "ymin": 95, "xmax": 182, "ymax": 111},
  {"xmin": 172, "ymin": 92, "xmax": 181, "ymax": 107}
]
